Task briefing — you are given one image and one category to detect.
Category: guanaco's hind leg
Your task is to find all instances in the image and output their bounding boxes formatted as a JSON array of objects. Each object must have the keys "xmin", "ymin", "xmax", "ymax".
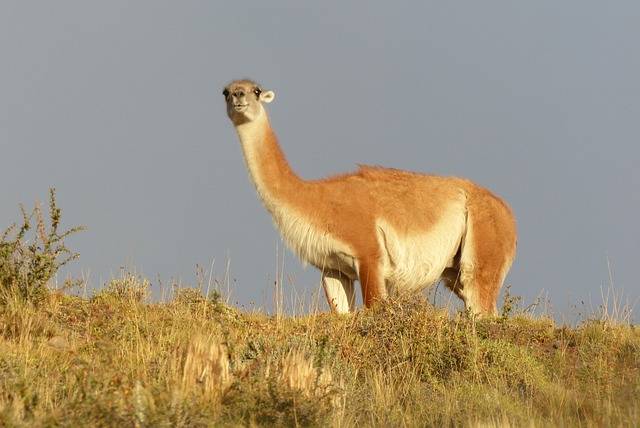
[
  {"xmin": 443, "ymin": 263, "xmax": 502, "ymax": 315},
  {"xmin": 454, "ymin": 202, "xmax": 516, "ymax": 316},
  {"xmin": 322, "ymin": 270, "xmax": 356, "ymax": 314},
  {"xmin": 441, "ymin": 267, "xmax": 463, "ymax": 300}
]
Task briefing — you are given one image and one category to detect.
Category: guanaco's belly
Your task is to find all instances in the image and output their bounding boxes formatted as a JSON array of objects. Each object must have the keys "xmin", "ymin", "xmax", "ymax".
[{"xmin": 376, "ymin": 214, "xmax": 466, "ymax": 295}]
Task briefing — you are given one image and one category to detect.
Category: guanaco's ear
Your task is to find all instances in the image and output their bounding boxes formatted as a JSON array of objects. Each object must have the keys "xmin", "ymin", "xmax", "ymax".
[{"xmin": 260, "ymin": 90, "xmax": 275, "ymax": 103}]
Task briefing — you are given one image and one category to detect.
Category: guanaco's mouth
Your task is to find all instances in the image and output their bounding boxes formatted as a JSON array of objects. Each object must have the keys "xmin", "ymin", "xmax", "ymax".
[{"xmin": 233, "ymin": 104, "xmax": 249, "ymax": 112}]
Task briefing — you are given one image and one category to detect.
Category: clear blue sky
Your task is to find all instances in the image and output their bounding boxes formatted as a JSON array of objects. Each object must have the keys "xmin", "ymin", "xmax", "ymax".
[{"xmin": 2, "ymin": 2, "xmax": 638, "ymax": 319}]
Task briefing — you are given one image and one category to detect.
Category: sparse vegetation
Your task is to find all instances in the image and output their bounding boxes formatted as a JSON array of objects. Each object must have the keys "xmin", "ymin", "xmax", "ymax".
[
  {"xmin": 1, "ymin": 194, "xmax": 638, "ymax": 427},
  {"xmin": 1, "ymin": 188, "xmax": 85, "ymax": 306}
]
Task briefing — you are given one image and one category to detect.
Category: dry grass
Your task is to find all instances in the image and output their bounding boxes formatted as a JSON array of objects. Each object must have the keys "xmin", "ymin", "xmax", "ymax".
[{"xmin": 0, "ymin": 270, "xmax": 638, "ymax": 427}]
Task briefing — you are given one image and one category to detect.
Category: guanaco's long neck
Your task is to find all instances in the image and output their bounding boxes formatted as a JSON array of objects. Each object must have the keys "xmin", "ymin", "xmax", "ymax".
[{"xmin": 234, "ymin": 113, "xmax": 304, "ymax": 214}]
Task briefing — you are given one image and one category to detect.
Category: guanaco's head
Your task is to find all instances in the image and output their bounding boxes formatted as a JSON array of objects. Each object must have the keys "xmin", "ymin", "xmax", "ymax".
[{"xmin": 223, "ymin": 79, "xmax": 275, "ymax": 126}]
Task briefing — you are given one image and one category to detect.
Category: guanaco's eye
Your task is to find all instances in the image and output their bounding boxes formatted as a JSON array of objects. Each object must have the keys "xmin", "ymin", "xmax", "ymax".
[
  {"xmin": 254, "ymin": 88, "xmax": 262, "ymax": 98},
  {"xmin": 222, "ymin": 89, "xmax": 230, "ymax": 98}
]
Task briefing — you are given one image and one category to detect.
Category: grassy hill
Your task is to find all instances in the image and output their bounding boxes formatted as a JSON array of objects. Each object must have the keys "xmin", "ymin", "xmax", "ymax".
[
  {"xmin": 1, "ymin": 191, "xmax": 638, "ymax": 427},
  {"xmin": 2, "ymin": 276, "xmax": 638, "ymax": 427}
]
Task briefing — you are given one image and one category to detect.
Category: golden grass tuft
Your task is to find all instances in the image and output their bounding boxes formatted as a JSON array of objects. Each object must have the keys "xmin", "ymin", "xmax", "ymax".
[
  {"xmin": 276, "ymin": 348, "xmax": 334, "ymax": 399},
  {"xmin": 179, "ymin": 334, "xmax": 231, "ymax": 401}
]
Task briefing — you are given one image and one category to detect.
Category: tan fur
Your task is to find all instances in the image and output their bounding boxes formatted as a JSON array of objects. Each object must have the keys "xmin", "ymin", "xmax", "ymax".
[{"xmin": 223, "ymin": 79, "xmax": 517, "ymax": 315}]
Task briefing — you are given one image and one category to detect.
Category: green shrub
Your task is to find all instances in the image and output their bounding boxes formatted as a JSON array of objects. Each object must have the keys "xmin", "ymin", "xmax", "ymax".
[
  {"xmin": 93, "ymin": 272, "xmax": 151, "ymax": 304},
  {"xmin": 0, "ymin": 188, "xmax": 85, "ymax": 305}
]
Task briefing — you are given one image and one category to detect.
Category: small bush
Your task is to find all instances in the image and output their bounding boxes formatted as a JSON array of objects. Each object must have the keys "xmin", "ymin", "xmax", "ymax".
[
  {"xmin": 0, "ymin": 189, "xmax": 85, "ymax": 305},
  {"xmin": 94, "ymin": 271, "xmax": 151, "ymax": 304}
]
